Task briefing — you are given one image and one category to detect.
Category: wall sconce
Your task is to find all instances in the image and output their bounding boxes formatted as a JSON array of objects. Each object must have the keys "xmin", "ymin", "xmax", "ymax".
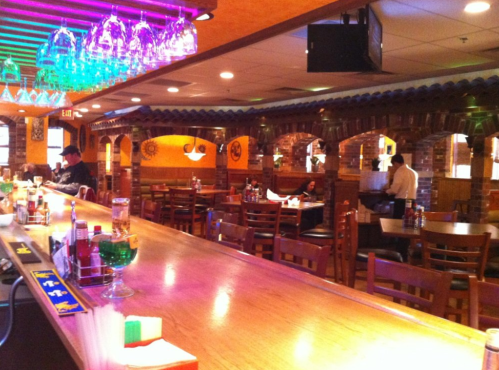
[{"xmin": 184, "ymin": 137, "xmax": 206, "ymax": 161}]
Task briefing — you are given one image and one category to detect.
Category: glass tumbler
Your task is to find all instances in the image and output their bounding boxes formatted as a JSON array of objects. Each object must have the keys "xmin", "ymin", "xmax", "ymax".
[{"xmin": 112, "ymin": 198, "xmax": 130, "ymax": 237}]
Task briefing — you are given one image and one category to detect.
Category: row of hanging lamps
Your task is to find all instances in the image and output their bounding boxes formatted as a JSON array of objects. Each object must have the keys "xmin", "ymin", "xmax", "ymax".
[{"xmin": 0, "ymin": 56, "xmax": 21, "ymax": 104}]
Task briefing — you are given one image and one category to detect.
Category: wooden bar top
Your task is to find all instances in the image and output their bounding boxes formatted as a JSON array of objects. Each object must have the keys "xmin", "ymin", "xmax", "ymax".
[{"xmin": 0, "ymin": 190, "xmax": 487, "ymax": 370}]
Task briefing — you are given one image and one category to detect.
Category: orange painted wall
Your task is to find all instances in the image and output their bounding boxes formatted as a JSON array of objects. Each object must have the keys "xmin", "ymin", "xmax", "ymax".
[
  {"xmin": 120, "ymin": 136, "xmax": 132, "ymax": 166},
  {"xmin": 26, "ymin": 117, "xmax": 48, "ymax": 164},
  {"xmin": 227, "ymin": 136, "xmax": 248, "ymax": 169},
  {"xmin": 25, "ymin": 117, "xmax": 97, "ymax": 164},
  {"xmin": 141, "ymin": 135, "xmax": 216, "ymax": 168}
]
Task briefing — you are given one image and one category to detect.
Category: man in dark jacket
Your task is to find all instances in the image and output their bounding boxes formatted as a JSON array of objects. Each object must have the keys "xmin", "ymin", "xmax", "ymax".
[{"xmin": 44, "ymin": 145, "xmax": 91, "ymax": 196}]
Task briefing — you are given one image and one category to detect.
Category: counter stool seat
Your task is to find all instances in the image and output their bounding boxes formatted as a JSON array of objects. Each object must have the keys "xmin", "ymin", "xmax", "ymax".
[
  {"xmin": 356, "ymin": 248, "xmax": 403, "ymax": 263},
  {"xmin": 299, "ymin": 228, "xmax": 334, "ymax": 240}
]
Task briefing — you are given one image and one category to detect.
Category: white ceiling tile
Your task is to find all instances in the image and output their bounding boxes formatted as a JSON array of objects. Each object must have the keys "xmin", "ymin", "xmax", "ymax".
[
  {"xmin": 372, "ymin": 0, "xmax": 481, "ymax": 42},
  {"xmin": 224, "ymin": 47, "xmax": 305, "ymax": 69},
  {"xmin": 250, "ymin": 34, "xmax": 307, "ymax": 55},
  {"xmin": 380, "ymin": 55, "xmax": 444, "ymax": 74},
  {"xmin": 382, "ymin": 33, "xmax": 423, "ymax": 52},
  {"xmin": 432, "ymin": 30, "xmax": 499, "ymax": 54}
]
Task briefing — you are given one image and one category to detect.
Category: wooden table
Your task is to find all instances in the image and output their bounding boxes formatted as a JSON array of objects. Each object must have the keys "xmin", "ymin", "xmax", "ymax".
[
  {"xmin": 379, "ymin": 218, "xmax": 499, "ymax": 244},
  {"xmin": 220, "ymin": 200, "xmax": 324, "ymax": 212},
  {"xmin": 0, "ymin": 190, "xmax": 488, "ymax": 370},
  {"xmin": 153, "ymin": 188, "xmax": 231, "ymax": 196}
]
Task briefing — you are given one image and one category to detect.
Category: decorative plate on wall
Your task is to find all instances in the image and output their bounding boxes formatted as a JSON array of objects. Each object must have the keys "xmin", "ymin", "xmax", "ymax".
[
  {"xmin": 231, "ymin": 140, "xmax": 242, "ymax": 161},
  {"xmin": 31, "ymin": 117, "xmax": 44, "ymax": 141},
  {"xmin": 142, "ymin": 139, "xmax": 158, "ymax": 158},
  {"xmin": 79, "ymin": 125, "xmax": 86, "ymax": 153}
]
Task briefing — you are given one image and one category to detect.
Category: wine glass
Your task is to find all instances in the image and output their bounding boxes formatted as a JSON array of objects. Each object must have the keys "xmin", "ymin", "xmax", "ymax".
[
  {"xmin": 98, "ymin": 236, "xmax": 138, "ymax": 299},
  {"xmin": 34, "ymin": 176, "xmax": 43, "ymax": 188}
]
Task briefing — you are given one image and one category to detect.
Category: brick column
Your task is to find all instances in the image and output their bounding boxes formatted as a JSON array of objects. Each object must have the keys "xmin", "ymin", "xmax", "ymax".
[
  {"xmin": 97, "ymin": 138, "xmax": 107, "ymax": 192},
  {"xmin": 413, "ymin": 142, "xmax": 433, "ymax": 210},
  {"xmin": 13, "ymin": 119, "xmax": 27, "ymax": 171},
  {"xmin": 215, "ymin": 145, "xmax": 228, "ymax": 204},
  {"xmin": 130, "ymin": 128, "xmax": 143, "ymax": 216},
  {"xmin": 112, "ymin": 142, "xmax": 121, "ymax": 195},
  {"xmin": 469, "ymin": 136, "xmax": 492, "ymax": 224},
  {"xmin": 430, "ymin": 137, "xmax": 451, "ymax": 211},
  {"xmin": 262, "ymin": 155, "xmax": 274, "ymax": 198},
  {"xmin": 323, "ymin": 144, "xmax": 340, "ymax": 228}
]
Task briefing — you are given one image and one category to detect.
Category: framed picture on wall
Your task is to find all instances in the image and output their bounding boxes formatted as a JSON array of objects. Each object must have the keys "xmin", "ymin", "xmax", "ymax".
[{"xmin": 32, "ymin": 117, "xmax": 44, "ymax": 141}]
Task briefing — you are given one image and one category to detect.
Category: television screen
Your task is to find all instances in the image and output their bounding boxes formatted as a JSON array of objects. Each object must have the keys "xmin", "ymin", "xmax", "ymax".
[{"xmin": 307, "ymin": 5, "xmax": 382, "ymax": 73}]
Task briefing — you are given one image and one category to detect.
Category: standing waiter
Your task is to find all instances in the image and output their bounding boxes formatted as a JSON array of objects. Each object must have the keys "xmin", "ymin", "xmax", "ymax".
[{"xmin": 385, "ymin": 153, "xmax": 418, "ymax": 261}]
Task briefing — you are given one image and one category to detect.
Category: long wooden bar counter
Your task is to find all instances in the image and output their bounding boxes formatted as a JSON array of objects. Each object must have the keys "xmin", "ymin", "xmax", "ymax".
[{"xmin": 0, "ymin": 190, "xmax": 488, "ymax": 369}]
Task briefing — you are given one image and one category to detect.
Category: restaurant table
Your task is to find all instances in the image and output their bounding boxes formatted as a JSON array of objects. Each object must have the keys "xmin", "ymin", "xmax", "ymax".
[
  {"xmin": 379, "ymin": 218, "xmax": 499, "ymax": 244},
  {"xmin": 153, "ymin": 188, "xmax": 231, "ymax": 196},
  {"xmin": 0, "ymin": 189, "xmax": 488, "ymax": 370}
]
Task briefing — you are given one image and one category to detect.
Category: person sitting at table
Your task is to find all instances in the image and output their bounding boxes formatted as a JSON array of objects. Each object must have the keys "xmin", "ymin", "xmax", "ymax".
[
  {"xmin": 293, "ymin": 178, "xmax": 317, "ymax": 201},
  {"xmin": 44, "ymin": 145, "xmax": 91, "ymax": 196},
  {"xmin": 51, "ymin": 161, "xmax": 65, "ymax": 182},
  {"xmin": 22, "ymin": 163, "xmax": 37, "ymax": 182}
]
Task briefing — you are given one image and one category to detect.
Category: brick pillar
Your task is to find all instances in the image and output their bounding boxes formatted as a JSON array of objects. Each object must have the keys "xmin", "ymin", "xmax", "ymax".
[
  {"xmin": 215, "ymin": 145, "xmax": 228, "ymax": 204},
  {"xmin": 13, "ymin": 119, "xmax": 27, "ymax": 171},
  {"xmin": 112, "ymin": 142, "xmax": 121, "ymax": 195},
  {"xmin": 413, "ymin": 142, "xmax": 433, "ymax": 210},
  {"xmin": 430, "ymin": 137, "xmax": 451, "ymax": 211},
  {"xmin": 262, "ymin": 155, "xmax": 274, "ymax": 198},
  {"xmin": 97, "ymin": 138, "xmax": 107, "ymax": 192},
  {"xmin": 130, "ymin": 128, "xmax": 143, "ymax": 216},
  {"xmin": 361, "ymin": 137, "xmax": 380, "ymax": 171},
  {"xmin": 469, "ymin": 136, "xmax": 492, "ymax": 224},
  {"xmin": 323, "ymin": 144, "xmax": 340, "ymax": 228}
]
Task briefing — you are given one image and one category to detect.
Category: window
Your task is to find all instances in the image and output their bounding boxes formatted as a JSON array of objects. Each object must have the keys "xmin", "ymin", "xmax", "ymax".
[
  {"xmin": 106, "ymin": 143, "xmax": 111, "ymax": 173},
  {"xmin": 0, "ymin": 124, "xmax": 8, "ymax": 166},
  {"xmin": 451, "ymin": 134, "xmax": 471, "ymax": 179},
  {"xmin": 47, "ymin": 127, "xmax": 64, "ymax": 170},
  {"xmin": 492, "ymin": 138, "xmax": 499, "ymax": 180}
]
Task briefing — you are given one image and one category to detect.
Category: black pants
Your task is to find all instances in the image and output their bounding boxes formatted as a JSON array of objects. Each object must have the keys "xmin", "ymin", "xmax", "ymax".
[{"xmin": 393, "ymin": 198, "xmax": 415, "ymax": 262}]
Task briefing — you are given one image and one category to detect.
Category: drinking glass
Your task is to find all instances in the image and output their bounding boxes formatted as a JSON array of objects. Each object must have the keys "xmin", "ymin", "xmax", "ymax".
[
  {"xmin": 2, "ymin": 169, "xmax": 11, "ymax": 182},
  {"xmin": 99, "ymin": 237, "xmax": 138, "ymax": 298},
  {"xmin": 34, "ymin": 176, "xmax": 43, "ymax": 188},
  {"xmin": 0, "ymin": 182, "xmax": 14, "ymax": 206}
]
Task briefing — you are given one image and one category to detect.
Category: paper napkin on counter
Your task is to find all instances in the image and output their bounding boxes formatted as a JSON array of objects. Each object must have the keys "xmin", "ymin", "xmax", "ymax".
[{"xmin": 123, "ymin": 339, "xmax": 197, "ymax": 368}]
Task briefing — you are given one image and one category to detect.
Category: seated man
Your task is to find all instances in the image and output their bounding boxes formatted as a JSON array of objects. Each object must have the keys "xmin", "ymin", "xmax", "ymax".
[
  {"xmin": 44, "ymin": 145, "xmax": 91, "ymax": 196},
  {"xmin": 52, "ymin": 161, "xmax": 66, "ymax": 183},
  {"xmin": 22, "ymin": 163, "xmax": 37, "ymax": 182}
]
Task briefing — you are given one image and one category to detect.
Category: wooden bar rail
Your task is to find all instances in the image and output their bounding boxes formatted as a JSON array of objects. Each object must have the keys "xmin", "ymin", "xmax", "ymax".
[{"xmin": 0, "ymin": 189, "xmax": 488, "ymax": 370}]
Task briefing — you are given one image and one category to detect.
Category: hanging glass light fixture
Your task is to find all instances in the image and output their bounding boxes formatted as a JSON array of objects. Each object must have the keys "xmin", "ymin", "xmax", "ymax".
[{"xmin": 184, "ymin": 137, "xmax": 206, "ymax": 161}]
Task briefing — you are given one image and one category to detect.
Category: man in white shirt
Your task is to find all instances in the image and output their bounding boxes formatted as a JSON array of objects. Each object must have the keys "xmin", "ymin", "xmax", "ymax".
[{"xmin": 386, "ymin": 153, "xmax": 418, "ymax": 261}]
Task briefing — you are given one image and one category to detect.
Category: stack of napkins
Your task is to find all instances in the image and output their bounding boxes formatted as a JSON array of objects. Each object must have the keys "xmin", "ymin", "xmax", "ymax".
[{"xmin": 266, "ymin": 189, "xmax": 289, "ymax": 203}]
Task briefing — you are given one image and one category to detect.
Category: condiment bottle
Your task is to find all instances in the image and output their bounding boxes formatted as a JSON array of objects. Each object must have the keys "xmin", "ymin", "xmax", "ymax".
[
  {"xmin": 90, "ymin": 225, "xmax": 103, "ymax": 281},
  {"xmin": 482, "ymin": 328, "xmax": 499, "ymax": 370},
  {"xmin": 43, "ymin": 202, "xmax": 50, "ymax": 226},
  {"xmin": 75, "ymin": 220, "xmax": 91, "ymax": 286},
  {"xmin": 27, "ymin": 189, "xmax": 37, "ymax": 224},
  {"xmin": 35, "ymin": 195, "xmax": 44, "ymax": 224}
]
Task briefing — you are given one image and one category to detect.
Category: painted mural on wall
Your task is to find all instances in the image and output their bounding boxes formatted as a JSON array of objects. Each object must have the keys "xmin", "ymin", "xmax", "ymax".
[{"xmin": 31, "ymin": 118, "xmax": 44, "ymax": 141}]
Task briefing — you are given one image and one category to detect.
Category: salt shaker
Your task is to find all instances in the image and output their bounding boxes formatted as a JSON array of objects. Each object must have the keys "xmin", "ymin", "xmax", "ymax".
[{"xmin": 482, "ymin": 328, "xmax": 499, "ymax": 370}]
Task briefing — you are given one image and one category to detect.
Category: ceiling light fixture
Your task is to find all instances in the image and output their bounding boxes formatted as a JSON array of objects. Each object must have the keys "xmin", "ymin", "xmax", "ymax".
[
  {"xmin": 131, "ymin": 97, "xmax": 141, "ymax": 102},
  {"xmin": 196, "ymin": 13, "xmax": 214, "ymax": 21},
  {"xmin": 167, "ymin": 87, "xmax": 179, "ymax": 93},
  {"xmin": 184, "ymin": 137, "xmax": 206, "ymax": 161},
  {"xmin": 220, "ymin": 72, "xmax": 234, "ymax": 79},
  {"xmin": 79, "ymin": 108, "xmax": 89, "ymax": 112},
  {"xmin": 17, "ymin": 109, "xmax": 26, "ymax": 113},
  {"xmin": 92, "ymin": 104, "xmax": 101, "ymax": 109},
  {"xmin": 464, "ymin": 1, "xmax": 490, "ymax": 13}
]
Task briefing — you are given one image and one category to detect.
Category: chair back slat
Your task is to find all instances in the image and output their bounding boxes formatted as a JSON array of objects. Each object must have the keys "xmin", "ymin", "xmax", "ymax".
[
  {"xmin": 273, "ymin": 236, "xmax": 330, "ymax": 278},
  {"xmin": 469, "ymin": 276, "xmax": 499, "ymax": 330},
  {"xmin": 420, "ymin": 228, "xmax": 491, "ymax": 281},
  {"xmin": 214, "ymin": 221, "xmax": 255, "ymax": 253},
  {"xmin": 423, "ymin": 211, "xmax": 458, "ymax": 222},
  {"xmin": 206, "ymin": 210, "xmax": 238, "ymax": 241},
  {"xmin": 367, "ymin": 253, "xmax": 453, "ymax": 317}
]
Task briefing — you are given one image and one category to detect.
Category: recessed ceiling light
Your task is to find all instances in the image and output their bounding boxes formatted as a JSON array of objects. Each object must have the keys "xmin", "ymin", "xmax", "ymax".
[
  {"xmin": 464, "ymin": 1, "xmax": 490, "ymax": 13},
  {"xmin": 17, "ymin": 109, "xmax": 25, "ymax": 113},
  {"xmin": 167, "ymin": 87, "xmax": 179, "ymax": 93},
  {"xmin": 79, "ymin": 108, "xmax": 89, "ymax": 113},
  {"xmin": 195, "ymin": 12, "xmax": 214, "ymax": 21},
  {"xmin": 92, "ymin": 104, "xmax": 101, "ymax": 109},
  {"xmin": 131, "ymin": 97, "xmax": 141, "ymax": 102},
  {"xmin": 220, "ymin": 72, "xmax": 234, "ymax": 79},
  {"xmin": 75, "ymin": 112, "xmax": 83, "ymax": 117}
]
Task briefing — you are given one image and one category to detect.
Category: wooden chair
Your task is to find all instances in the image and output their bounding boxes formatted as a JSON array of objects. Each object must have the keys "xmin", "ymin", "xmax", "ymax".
[
  {"xmin": 225, "ymin": 194, "xmax": 242, "ymax": 202},
  {"xmin": 420, "ymin": 228, "xmax": 491, "ymax": 323},
  {"xmin": 97, "ymin": 190, "xmax": 106, "ymax": 205},
  {"xmin": 229, "ymin": 186, "xmax": 236, "ymax": 195},
  {"xmin": 206, "ymin": 210, "xmax": 239, "ymax": 241},
  {"xmin": 299, "ymin": 200, "xmax": 349, "ymax": 283},
  {"xmin": 83, "ymin": 187, "xmax": 96, "ymax": 202},
  {"xmin": 241, "ymin": 201, "xmax": 282, "ymax": 259},
  {"xmin": 346, "ymin": 209, "xmax": 403, "ymax": 289},
  {"xmin": 278, "ymin": 195, "xmax": 305, "ymax": 239},
  {"xmin": 367, "ymin": 253, "xmax": 453, "ymax": 317},
  {"xmin": 273, "ymin": 236, "xmax": 331, "ymax": 278},
  {"xmin": 468, "ymin": 276, "xmax": 499, "ymax": 331},
  {"xmin": 197, "ymin": 184, "xmax": 216, "ymax": 208},
  {"xmin": 150, "ymin": 184, "xmax": 168, "ymax": 205},
  {"xmin": 213, "ymin": 221, "xmax": 255, "ymax": 253},
  {"xmin": 103, "ymin": 191, "xmax": 115, "ymax": 208},
  {"xmin": 140, "ymin": 200, "xmax": 162, "ymax": 223},
  {"xmin": 169, "ymin": 188, "xmax": 205, "ymax": 235},
  {"xmin": 408, "ymin": 210, "xmax": 458, "ymax": 265}
]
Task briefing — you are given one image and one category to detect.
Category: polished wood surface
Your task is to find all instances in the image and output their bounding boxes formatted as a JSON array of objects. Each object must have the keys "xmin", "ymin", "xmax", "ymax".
[
  {"xmin": 0, "ymin": 190, "xmax": 488, "ymax": 370},
  {"xmin": 156, "ymin": 188, "xmax": 231, "ymax": 196},
  {"xmin": 220, "ymin": 200, "xmax": 324, "ymax": 211},
  {"xmin": 380, "ymin": 218, "xmax": 499, "ymax": 243}
]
